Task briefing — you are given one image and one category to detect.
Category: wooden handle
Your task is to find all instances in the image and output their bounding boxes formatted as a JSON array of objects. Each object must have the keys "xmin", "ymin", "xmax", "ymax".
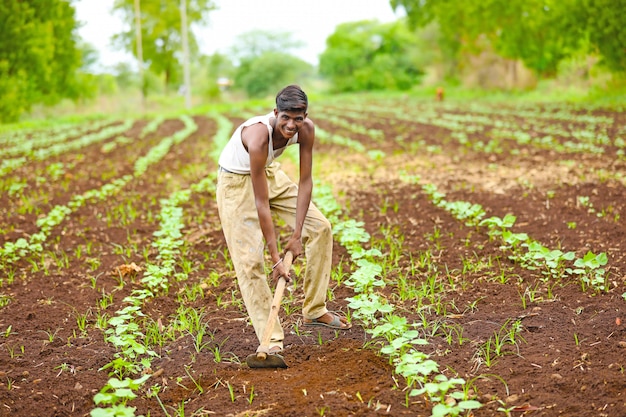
[{"xmin": 256, "ymin": 251, "xmax": 294, "ymax": 359}]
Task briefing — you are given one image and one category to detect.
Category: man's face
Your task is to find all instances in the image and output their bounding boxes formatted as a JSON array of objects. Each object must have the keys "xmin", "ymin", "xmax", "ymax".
[{"xmin": 274, "ymin": 109, "xmax": 307, "ymax": 139}]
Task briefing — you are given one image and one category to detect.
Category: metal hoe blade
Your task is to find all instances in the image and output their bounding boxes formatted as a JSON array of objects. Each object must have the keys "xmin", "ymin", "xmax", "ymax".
[{"xmin": 246, "ymin": 352, "xmax": 288, "ymax": 369}]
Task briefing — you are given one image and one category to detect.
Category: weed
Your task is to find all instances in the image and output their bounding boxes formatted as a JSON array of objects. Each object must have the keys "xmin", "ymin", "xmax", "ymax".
[
  {"xmin": 317, "ymin": 406, "xmax": 330, "ymax": 416},
  {"xmin": 227, "ymin": 382, "xmax": 235, "ymax": 402},
  {"xmin": 0, "ymin": 295, "xmax": 12, "ymax": 308},
  {"xmin": 184, "ymin": 365, "xmax": 204, "ymax": 394},
  {"xmin": 41, "ymin": 328, "xmax": 61, "ymax": 343}
]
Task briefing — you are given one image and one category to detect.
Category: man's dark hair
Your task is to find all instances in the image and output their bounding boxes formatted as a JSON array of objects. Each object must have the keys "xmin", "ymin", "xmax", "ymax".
[{"xmin": 276, "ymin": 85, "xmax": 308, "ymax": 113}]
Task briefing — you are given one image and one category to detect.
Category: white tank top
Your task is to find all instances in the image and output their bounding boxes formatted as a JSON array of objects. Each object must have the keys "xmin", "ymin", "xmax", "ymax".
[{"xmin": 218, "ymin": 112, "xmax": 299, "ymax": 174}]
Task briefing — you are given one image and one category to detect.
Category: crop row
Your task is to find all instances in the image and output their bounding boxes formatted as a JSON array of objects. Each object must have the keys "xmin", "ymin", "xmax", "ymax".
[
  {"xmin": 320, "ymin": 99, "xmax": 626, "ymax": 159},
  {"xmin": 1, "ymin": 101, "xmax": 623, "ymax": 416}
]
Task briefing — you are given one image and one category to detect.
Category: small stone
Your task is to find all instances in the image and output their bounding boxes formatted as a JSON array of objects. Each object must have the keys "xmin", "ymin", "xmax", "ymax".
[
  {"xmin": 617, "ymin": 341, "xmax": 626, "ymax": 348},
  {"xmin": 445, "ymin": 396, "xmax": 457, "ymax": 406},
  {"xmin": 33, "ymin": 379, "xmax": 42, "ymax": 384},
  {"xmin": 505, "ymin": 394, "xmax": 519, "ymax": 403},
  {"xmin": 74, "ymin": 382, "xmax": 83, "ymax": 390},
  {"xmin": 580, "ymin": 385, "xmax": 587, "ymax": 392},
  {"xmin": 550, "ymin": 373, "xmax": 563, "ymax": 380}
]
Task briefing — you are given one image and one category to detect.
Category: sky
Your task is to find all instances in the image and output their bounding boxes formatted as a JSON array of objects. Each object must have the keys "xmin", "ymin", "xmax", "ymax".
[{"xmin": 74, "ymin": 0, "xmax": 405, "ymax": 71}]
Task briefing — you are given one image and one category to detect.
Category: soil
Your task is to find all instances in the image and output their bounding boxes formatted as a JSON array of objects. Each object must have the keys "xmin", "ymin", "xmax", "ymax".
[{"xmin": 0, "ymin": 98, "xmax": 624, "ymax": 417}]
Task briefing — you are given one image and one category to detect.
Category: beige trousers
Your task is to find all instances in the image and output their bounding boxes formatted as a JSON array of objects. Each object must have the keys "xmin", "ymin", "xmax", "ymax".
[{"xmin": 216, "ymin": 162, "xmax": 332, "ymax": 349}]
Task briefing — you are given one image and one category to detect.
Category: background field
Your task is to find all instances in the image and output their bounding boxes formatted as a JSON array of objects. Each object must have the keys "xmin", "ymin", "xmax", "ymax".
[{"xmin": 0, "ymin": 93, "xmax": 624, "ymax": 416}]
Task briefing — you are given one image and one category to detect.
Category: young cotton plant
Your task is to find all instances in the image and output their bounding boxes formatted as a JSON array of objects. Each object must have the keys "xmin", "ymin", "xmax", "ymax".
[
  {"xmin": 441, "ymin": 201, "xmax": 485, "ymax": 227},
  {"xmin": 374, "ymin": 318, "xmax": 480, "ymax": 415},
  {"xmin": 333, "ymin": 219, "xmax": 371, "ymax": 255},
  {"xmin": 424, "ymin": 188, "xmax": 611, "ymax": 294},
  {"xmin": 345, "ymin": 258, "xmax": 385, "ymax": 293},
  {"xmin": 93, "ymin": 184, "xmax": 196, "ymax": 416},
  {"xmin": 1, "ymin": 119, "xmax": 198, "ymax": 268},
  {"xmin": 1, "ymin": 120, "xmax": 133, "ymax": 177},
  {"xmin": 138, "ymin": 190, "xmax": 190, "ymax": 295},
  {"xmin": 571, "ymin": 251, "xmax": 609, "ymax": 292},
  {"xmin": 479, "ymin": 214, "xmax": 517, "ymax": 240},
  {"xmin": 104, "ymin": 305, "xmax": 157, "ymax": 367},
  {"xmin": 315, "ymin": 181, "xmax": 481, "ymax": 417},
  {"xmin": 0, "ymin": 176, "xmax": 133, "ymax": 266},
  {"xmin": 522, "ymin": 241, "xmax": 576, "ymax": 281},
  {"xmin": 133, "ymin": 115, "xmax": 197, "ymax": 177},
  {"xmin": 91, "ymin": 375, "xmax": 151, "ymax": 417},
  {"xmin": 411, "ymin": 374, "xmax": 482, "ymax": 417},
  {"xmin": 347, "ymin": 293, "xmax": 394, "ymax": 327}
]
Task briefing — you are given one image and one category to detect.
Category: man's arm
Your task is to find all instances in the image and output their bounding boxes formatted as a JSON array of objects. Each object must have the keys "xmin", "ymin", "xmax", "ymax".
[
  {"xmin": 243, "ymin": 124, "xmax": 282, "ymax": 265},
  {"xmin": 285, "ymin": 119, "xmax": 315, "ymax": 258}
]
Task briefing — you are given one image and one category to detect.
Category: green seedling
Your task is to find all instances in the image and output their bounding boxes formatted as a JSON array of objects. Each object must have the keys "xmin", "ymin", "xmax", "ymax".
[
  {"xmin": 184, "ymin": 365, "xmax": 204, "ymax": 394},
  {"xmin": 247, "ymin": 385, "xmax": 256, "ymax": 405},
  {"xmin": 3, "ymin": 325, "xmax": 13, "ymax": 338},
  {"xmin": 55, "ymin": 362, "xmax": 74, "ymax": 377},
  {"xmin": 227, "ymin": 382, "xmax": 236, "ymax": 402},
  {"xmin": 41, "ymin": 328, "xmax": 61, "ymax": 343},
  {"xmin": 91, "ymin": 375, "xmax": 150, "ymax": 416},
  {"xmin": 571, "ymin": 251, "xmax": 608, "ymax": 292}
]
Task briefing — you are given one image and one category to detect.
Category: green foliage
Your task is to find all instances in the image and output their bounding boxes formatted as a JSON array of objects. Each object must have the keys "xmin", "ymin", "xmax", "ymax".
[
  {"xmin": 227, "ymin": 29, "xmax": 312, "ymax": 98},
  {"xmin": 392, "ymin": 0, "xmax": 626, "ymax": 78},
  {"xmin": 201, "ymin": 53, "xmax": 235, "ymax": 99},
  {"xmin": 0, "ymin": 0, "xmax": 86, "ymax": 122},
  {"xmin": 91, "ymin": 375, "xmax": 150, "ymax": 417},
  {"xmin": 484, "ymin": 0, "xmax": 581, "ymax": 76},
  {"xmin": 582, "ymin": 0, "xmax": 626, "ymax": 72},
  {"xmin": 234, "ymin": 51, "xmax": 313, "ymax": 98},
  {"xmin": 319, "ymin": 20, "xmax": 423, "ymax": 92}
]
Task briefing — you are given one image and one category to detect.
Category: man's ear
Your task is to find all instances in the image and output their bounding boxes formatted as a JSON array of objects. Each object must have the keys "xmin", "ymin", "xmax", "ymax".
[{"xmin": 273, "ymin": 108, "xmax": 278, "ymax": 116}]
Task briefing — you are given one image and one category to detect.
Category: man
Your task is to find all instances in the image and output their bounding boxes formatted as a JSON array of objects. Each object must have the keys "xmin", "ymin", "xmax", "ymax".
[{"xmin": 216, "ymin": 85, "xmax": 351, "ymax": 355}]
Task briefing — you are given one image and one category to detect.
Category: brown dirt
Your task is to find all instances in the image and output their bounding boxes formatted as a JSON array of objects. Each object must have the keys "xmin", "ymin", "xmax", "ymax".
[{"xmin": 0, "ymin": 98, "xmax": 624, "ymax": 417}]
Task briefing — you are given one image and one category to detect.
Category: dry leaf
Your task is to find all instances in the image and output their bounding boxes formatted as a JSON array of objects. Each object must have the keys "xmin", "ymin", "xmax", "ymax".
[{"xmin": 111, "ymin": 262, "xmax": 142, "ymax": 278}]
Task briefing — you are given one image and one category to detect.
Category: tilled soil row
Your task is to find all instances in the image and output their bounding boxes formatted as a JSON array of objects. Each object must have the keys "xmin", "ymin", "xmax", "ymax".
[{"xmin": 0, "ymin": 104, "xmax": 624, "ymax": 417}]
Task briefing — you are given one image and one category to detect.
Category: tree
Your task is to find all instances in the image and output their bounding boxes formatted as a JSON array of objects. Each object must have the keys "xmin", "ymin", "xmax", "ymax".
[
  {"xmin": 582, "ymin": 0, "xmax": 626, "ymax": 73},
  {"xmin": 234, "ymin": 52, "xmax": 313, "ymax": 98},
  {"xmin": 112, "ymin": 0, "xmax": 216, "ymax": 92},
  {"xmin": 0, "ymin": 0, "xmax": 85, "ymax": 122},
  {"xmin": 391, "ymin": 0, "xmax": 626, "ymax": 78},
  {"xmin": 199, "ymin": 52, "xmax": 235, "ymax": 99},
  {"xmin": 319, "ymin": 20, "xmax": 423, "ymax": 92},
  {"xmin": 476, "ymin": 0, "xmax": 583, "ymax": 77}
]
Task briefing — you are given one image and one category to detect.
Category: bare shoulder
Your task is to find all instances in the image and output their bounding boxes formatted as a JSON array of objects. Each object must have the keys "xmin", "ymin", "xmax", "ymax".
[
  {"xmin": 298, "ymin": 118, "xmax": 315, "ymax": 142},
  {"xmin": 241, "ymin": 122, "xmax": 269, "ymax": 152}
]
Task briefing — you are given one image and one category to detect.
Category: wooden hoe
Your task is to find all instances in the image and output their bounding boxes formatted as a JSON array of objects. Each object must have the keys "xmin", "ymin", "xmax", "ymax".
[{"xmin": 245, "ymin": 251, "xmax": 293, "ymax": 369}]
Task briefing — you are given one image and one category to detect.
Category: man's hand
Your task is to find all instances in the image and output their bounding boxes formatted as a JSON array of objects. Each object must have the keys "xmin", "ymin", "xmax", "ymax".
[
  {"xmin": 271, "ymin": 258, "xmax": 292, "ymax": 284},
  {"xmin": 284, "ymin": 237, "xmax": 303, "ymax": 259}
]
